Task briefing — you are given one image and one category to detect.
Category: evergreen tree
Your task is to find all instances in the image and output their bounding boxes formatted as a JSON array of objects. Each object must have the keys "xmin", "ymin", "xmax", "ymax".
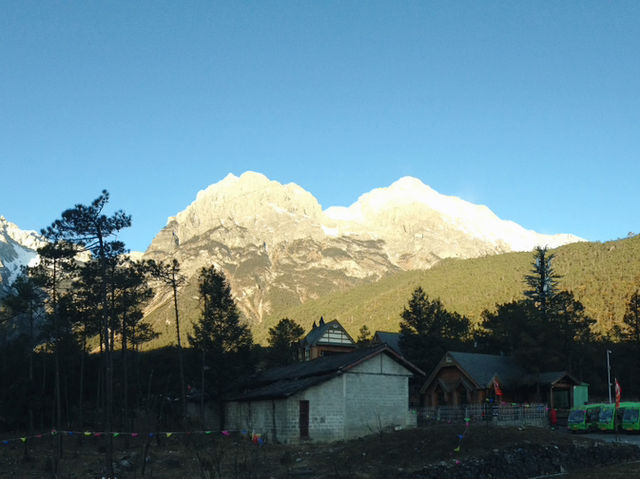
[
  {"xmin": 189, "ymin": 266, "xmax": 253, "ymax": 421},
  {"xmin": 399, "ymin": 287, "xmax": 470, "ymax": 373},
  {"xmin": 356, "ymin": 324, "xmax": 372, "ymax": 347},
  {"xmin": 479, "ymin": 299, "xmax": 535, "ymax": 355},
  {"xmin": 524, "ymin": 246, "xmax": 560, "ymax": 318},
  {"xmin": 2, "ymin": 271, "xmax": 45, "ymax": 432},
  {"xmin": 30, "ymin": 238, "xmax": 77, "ymax": 448},
  {"xmin": 43, "ymin": 190, "xmax": 130, "ymax": 478},
  {"xmin": 266, "ymin": 317, "xmax": 304, "ymax": 366},
  {"xmin": 548, "ymin": 290, "xmax": 596, "ymax": 375},
  {"xmin": 110, "ymin": 258, "xmax": 154, "ymax": 427},
  {"xmin": 146, "ymin": 258, "xmax": 187, "ymax": 420},
  {"xmin": 614, "ymin": 290, "xmax": 640, "ymax": 345}
]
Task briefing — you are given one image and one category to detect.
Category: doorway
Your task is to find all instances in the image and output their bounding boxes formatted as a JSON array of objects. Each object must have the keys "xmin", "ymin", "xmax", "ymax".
[{"xmin": 299, "ymin": 400, "xmax": 309, "ymax": 438}]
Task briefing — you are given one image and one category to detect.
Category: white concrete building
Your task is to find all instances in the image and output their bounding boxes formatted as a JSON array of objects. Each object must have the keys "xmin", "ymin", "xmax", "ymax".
[{"xmin": 225, "ymin": 345, "xmax": 423, "ymax": 444}]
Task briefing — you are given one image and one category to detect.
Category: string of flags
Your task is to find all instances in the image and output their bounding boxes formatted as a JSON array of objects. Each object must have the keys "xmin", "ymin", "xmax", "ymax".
[{"xmin": 0, "ymin": 428, "xmax": 265, "ymax": 447}]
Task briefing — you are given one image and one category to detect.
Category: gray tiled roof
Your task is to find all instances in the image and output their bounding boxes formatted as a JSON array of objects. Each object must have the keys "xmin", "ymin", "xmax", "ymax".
[
  {"xmin": 429, "ymin": 352, "xmax": 581, "ymax": 391},
  {"xmin": 522, "ymin": 371, "xmax": 581, "ymax": 387},
  {"xmin": 258, "ymin": 344, "xmax": 389, "ymax": 384},
  {"xmin": 373, "ymin": 331, "xmax": 402, "ymax": 354},
  {"xmin": 227, "ymin": 344, "xmax": 424, "ymax": 402},
  {"xmin": 447, "ymin": 351, "xmax": 525, "ymax": 389},
  {"xmin": 227, "ymin": 374, "xmax": 337, "ymax": 401}
]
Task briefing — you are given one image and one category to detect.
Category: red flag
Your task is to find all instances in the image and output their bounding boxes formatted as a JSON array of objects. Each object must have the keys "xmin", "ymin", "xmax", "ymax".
[
  {"xmin": 493, "ymin": 377, "xmax": 503, "ymax": 396},
  {"xmin": 615, "ymin": 378, "xmax": 621, "ymax": 408}
]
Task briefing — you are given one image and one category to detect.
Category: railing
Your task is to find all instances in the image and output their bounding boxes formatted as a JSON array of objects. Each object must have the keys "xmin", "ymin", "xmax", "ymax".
[{"xmin": 412, "ymin": 404, "xmax": 549, "ymax": 427}]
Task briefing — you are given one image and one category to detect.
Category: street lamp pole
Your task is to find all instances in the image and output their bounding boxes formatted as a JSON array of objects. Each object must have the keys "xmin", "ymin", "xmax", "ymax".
[{"xmin": 607, "ymin": 350, "xmax": 612, "ymax": 404}]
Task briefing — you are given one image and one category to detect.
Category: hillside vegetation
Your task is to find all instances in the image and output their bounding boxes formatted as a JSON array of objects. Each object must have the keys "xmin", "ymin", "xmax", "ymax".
[{"xmin": 143, "ymin": 235, "xmax": 640, "ymax": 347}]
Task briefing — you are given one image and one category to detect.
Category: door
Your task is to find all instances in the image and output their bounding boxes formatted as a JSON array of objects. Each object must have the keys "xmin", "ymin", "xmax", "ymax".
[{"xmin": 299, "ymin": 400, "xmax": 309, "ymax": 438}]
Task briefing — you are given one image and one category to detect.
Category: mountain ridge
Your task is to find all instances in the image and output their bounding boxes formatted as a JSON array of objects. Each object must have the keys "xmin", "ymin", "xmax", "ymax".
[
  {"xmin": 0, "ymin": 172, "xmax": 588, "ymax": 343},
  {"xmin": 142, "ymin": 171, "xmax": 583, "ymax": 326}
]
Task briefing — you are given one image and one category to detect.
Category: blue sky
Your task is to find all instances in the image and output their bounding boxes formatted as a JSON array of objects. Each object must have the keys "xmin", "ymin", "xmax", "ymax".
[{"xmin": 1, "ymin": 1, "xmax": 638, "ymax": 252}]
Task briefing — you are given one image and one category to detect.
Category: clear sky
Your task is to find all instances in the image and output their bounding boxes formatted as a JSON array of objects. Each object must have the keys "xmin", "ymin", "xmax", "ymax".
[{"xmin": 1, "ymin": 1, "xmax": 638, "ymax": 252}]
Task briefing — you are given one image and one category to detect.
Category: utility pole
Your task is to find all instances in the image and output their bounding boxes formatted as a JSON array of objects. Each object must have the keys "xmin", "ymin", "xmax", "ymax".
[{"xmin": 607, "ymin": 349, "xmax": 612, "ymax": 404}]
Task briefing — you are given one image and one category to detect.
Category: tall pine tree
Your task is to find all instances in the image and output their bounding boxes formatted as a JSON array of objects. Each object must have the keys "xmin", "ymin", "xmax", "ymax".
[
  {"xmin": 399, "ymin": 287, "xmax": 470, "ymax": 373},
  {"xmin": 524, "ymin": 246, "xmax": 560, "ymax": 318},
  {"xmin": 189, "ymin": 266, "xmax": 253, "ymax": 424},
  {"xmin": 43, "ymin": 190, "xmax": 130, "ymax": 478}
]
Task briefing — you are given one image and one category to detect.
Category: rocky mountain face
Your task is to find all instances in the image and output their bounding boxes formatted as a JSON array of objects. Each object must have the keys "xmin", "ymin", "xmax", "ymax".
[
  {"xmin": 0, "ymin": 217, "xmax": 44, "ymax": 295},
  {"xmin": 144, "ymin": 172, "xmax": 583, "ymax": 324}
]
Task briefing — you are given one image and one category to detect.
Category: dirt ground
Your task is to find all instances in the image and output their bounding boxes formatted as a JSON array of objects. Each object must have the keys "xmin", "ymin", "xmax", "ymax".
[{"xmin": 0, "ymin": 423, "xmax": 628, "ymax": 478}]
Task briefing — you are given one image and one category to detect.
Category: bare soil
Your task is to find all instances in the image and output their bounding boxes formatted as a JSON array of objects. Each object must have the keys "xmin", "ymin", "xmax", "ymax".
[{"xmin": 0, "ymin": 423, "xmax": 629, "ymax": 478}]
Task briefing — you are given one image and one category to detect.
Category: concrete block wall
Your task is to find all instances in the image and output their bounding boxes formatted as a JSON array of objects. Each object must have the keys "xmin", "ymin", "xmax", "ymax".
[
  {"xmin": 344, "ymin": 354, "xmax": 413, "ymax": 437},
  {"xmin": 225, "ymin": 399, "xmax": 292, "ymax": 443},
  {"xmin": 296, "ymin": 376, "xmax": 346, "ymax": 443},
  {"xmin": 225, "ymin": 352, "xmax": 416, "ymax": 444}
]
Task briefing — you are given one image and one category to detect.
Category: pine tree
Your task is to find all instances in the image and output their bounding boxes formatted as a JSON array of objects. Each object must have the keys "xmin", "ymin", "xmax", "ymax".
[
  {"xmin": 30, "ymin": 238, "xmax": 77, "ymax": 454},
  {"xmin": 146, "ymin": 259, "xmax": 187, "ymax": 420},
  {"xmin": 189, "ymin": 266, "xmax": 253, "ymax": 423},
  {"xmin": 524, "ymin": 246, "xmax": 560, "ymax": 318},
  {"xmin": 2, "ymin": 271, "xmax": 45, "ymax": 432},
  {"xmin": 615, "ymin": 290, "xmax": 640, "ymax": 345},
  {"xmin": 267, "ymin": 317, "xmax": 304, "ymax": 366},
  {"xmin": 43, "ymin": 190, "xmax": 130, "ymax": 478},
  {"xmin": 110, "ymin": 258, "xmax": 153, "ymax": 428},
  {"xmin": 399, "ymin": 287, "xmax": 470, "ymax": 372},
  {"xmin": 356, "ymin": 324, "xmax": 372, "ymax": 347}
]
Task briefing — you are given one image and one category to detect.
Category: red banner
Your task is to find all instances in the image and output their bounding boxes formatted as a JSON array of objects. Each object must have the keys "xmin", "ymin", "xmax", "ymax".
[
  {"xmin": 615, "ymin": 378, "xmax": 621, "ymax": 408},
  {"xmin": 493, "ymin": 377, "xmax": 503, "ymax": 396}
]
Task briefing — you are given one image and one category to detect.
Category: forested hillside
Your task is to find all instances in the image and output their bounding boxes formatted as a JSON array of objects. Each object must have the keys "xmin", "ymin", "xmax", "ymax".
[
  {"xmin": 143, "ymin": 235, "xmax": 640, "ymax": 345},
  {"xmin": 255, "ymin": 235, "xmax": 640, "ymax": 341}
]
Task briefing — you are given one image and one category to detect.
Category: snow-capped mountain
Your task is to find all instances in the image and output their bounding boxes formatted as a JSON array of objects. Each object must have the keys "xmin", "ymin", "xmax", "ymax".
[
  {"xmin": 144, "ymin": 172, "xmax": 583, "ymax": 324},
  {"xmin": 0, "ymin": 217, "xmax": 44, "ymax": 293},
  {"xmin": 325, "ymin": 176, "xmax": 581, "ymax": 254}
]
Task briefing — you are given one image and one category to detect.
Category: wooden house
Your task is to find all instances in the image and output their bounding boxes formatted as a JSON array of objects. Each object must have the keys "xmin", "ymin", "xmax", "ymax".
[
  {"xmin": 420, "ymin": 351, "xmax": 582, "ymax": 409},
  {"xmin": 297, "ymin": 318, "xmax": 356, "ymax": 361}
]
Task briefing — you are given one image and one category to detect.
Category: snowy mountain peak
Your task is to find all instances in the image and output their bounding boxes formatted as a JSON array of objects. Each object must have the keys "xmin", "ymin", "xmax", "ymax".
[
  {"xmin": 0, "ymin": 217, "xmax": 44, "ymax": 288},
  {"xmin": 325, "ymin": 176, "xmax": 583, "ymax": 252}
]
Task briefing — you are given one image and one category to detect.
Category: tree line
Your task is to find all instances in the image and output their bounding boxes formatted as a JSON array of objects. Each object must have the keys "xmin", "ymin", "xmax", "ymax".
[
  {"xmin": 385, "ymin": 246, "xmax": 640, "ymax": 402},
  {"xmin": 0, "ymin": 192, "xmax": 260, "ymax": 477}
]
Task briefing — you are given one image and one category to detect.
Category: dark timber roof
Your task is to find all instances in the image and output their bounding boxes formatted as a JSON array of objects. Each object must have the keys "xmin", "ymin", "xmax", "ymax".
[
  {"xmin": 373, "ymin": 331, "xmax": 403, "ymax": 354},
  {"xmin": 421, "ymin": 351, "xmax": 581, "ymax": 394},
  {"xmin": 227, "ymin": 345, "xmax": 424, "ymax": 402},
  {"xmin": 447, "ymin": 351, "xmax": 524, "ymax": 389}
]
